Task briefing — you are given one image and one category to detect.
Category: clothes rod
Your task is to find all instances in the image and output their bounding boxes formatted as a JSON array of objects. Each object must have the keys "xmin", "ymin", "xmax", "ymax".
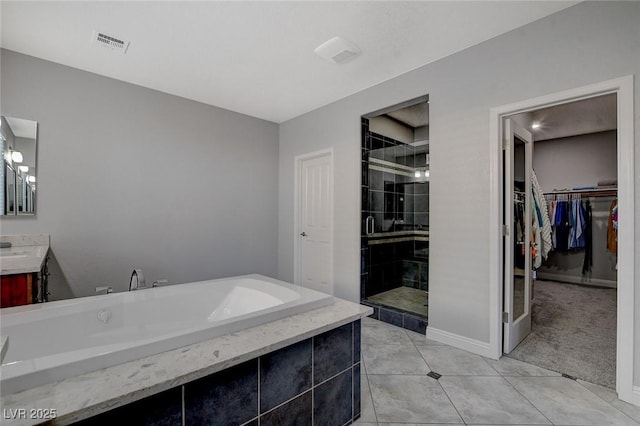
[{"xmin": 544, "ymin": 188, "xmax": 617, "ymax": 197}]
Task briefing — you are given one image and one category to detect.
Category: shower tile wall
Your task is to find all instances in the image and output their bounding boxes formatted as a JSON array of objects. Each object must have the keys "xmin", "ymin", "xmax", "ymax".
[{"xmin": 361, "ymin": 118, "xmax": 429, "ymax": 300}]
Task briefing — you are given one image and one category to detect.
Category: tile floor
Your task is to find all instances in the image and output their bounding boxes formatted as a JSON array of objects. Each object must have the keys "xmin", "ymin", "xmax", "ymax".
[{"xmin": 355, "ymin": 317, "xmax": 640, "ymax": 426}]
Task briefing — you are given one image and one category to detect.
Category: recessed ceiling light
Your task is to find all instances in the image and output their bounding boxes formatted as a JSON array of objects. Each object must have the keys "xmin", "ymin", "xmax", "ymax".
[
  {"xmin": 314, "ymin": 36, "xmax": 361, "ymax": 64},
  {"xmin": 531, "ymin": 123, "xmax": 541, "ymax": 129}
]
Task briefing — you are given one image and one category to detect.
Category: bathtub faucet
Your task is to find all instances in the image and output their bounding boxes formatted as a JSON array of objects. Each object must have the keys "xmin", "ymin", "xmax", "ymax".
[
  {"xmin": 129, "ymin": 269, "xmax": 146, "ymax": 291},
  {"xmin": 95, "ymin": 286, "xmax": 113, "ymax": 295}
]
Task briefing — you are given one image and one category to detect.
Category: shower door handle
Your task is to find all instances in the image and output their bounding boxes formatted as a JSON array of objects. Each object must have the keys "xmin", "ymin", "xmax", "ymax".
[{"xmin": 366, "ymin": 216, "xmax": 374, "ymax": 235}]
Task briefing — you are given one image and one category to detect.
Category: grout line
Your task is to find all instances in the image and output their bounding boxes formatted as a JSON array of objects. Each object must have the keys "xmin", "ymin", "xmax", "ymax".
[
  {"xmin": 311, "ymin": 336, "xmax": 315, "ymax": 425},
  {"xmin": 257, "ymin": 357, "xmax": 261, "ymax": 426},
  {"xmin": 315, "ymin": 364, "xmax": 356, "ymax": 388},
  {"xmin": 575, "ymin": 380, "xmax": 640, "ymax": 424},
  {"xmin": 181, "ymin": 385, "xmax": 185, "ymax": 426},
  {"xmin": 259, "ymin": 389, "xmax": 312, "ymax": 418},
  {"xmin": 361, "ymin": 356, "xmax": 379, "ymax": 424},
  {"xmin": 434, "ymin": 375, "xmax": 466, "ymax": 425},
  {"xmin": 410, "ymin": 331, "xmax": 432, "ymax": 372},
  {"xmin": 501, "ymin": 376, "xmax": 554, "ymax": 425},
  {"xmin": 352, "ymin": 322, "xmax": 355, "ymax": 422},
  {"xmin": 479, "ymin": 355, "xmax": 502, "ymax": 376}
]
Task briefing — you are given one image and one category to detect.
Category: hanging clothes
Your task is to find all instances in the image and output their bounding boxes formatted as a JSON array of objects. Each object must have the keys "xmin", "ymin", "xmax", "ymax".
[
  {"xmin": 531, "ymin": 170, "xmax": 553, "ymax": 259},
  {"xmin": 554, "ymin": 200, "xmax": 571, "ymax": 252},
  {"xmin": 514, "ymin": 200, "xmax": 525, "ymax": 269},
  {"xmin": 532, "ymin": 196, "xmax": 542, "ymax": 269},
  {"xmin": 607, "ymin": 199, "xmax": 618, "ymax": 254},
  {"xmin": 547, "ymin": 198, "xmax": 557, "ymax": 248},
  {"xmin": 568, "ymin": 199, "xmax": 587, "ymax": 250},
  {"xmin": 582, "ymin": 199, "xmax": 593, "ymax": 274}
]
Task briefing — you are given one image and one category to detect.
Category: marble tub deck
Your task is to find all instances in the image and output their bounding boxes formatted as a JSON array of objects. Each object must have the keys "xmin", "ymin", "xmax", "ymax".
[{"xmin": 1, "ymin": 298, "xmax": 372, "ymax": 425}]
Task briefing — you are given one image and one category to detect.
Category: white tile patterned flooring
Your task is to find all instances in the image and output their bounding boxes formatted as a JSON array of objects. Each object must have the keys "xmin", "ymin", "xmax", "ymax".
[{"xmin": 355, "ymin": 317, "xmax": 640, "ymax": 426}]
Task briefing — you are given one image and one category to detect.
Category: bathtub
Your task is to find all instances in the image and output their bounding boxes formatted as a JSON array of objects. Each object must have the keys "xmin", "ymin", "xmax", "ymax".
[{"xmin": 0, "ymin": 274, "xmax": 333, "ymax": 395}]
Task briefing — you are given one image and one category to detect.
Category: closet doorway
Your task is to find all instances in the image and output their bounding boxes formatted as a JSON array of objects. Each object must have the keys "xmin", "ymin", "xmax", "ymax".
[
  {"xmin": 490, "ymin": 76, "xmax": 635, "ymax": 404},
  {"xmin": 505, "ymin": 94, "xmax": 618, "ymax": 388}
]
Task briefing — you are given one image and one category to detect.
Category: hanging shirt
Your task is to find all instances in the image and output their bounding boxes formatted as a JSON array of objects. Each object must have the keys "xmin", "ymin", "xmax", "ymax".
[
  {"xmin": 531, "ymin": 170, "xmax": 553, "ymax": 259},
  {"xmin": 568, "ymin": 199, "xmax": 586, "ymax": 250},
  {"xmin": 607, "ymin": 199, "xmax": 618, "ymax": 253},
  {"xmin": 555, "ymin": 200, "xmax": 571, "ymax": 252},
  {"xmin": 531, "ymin": 195, "xmax": 542, "ymax": 269}
]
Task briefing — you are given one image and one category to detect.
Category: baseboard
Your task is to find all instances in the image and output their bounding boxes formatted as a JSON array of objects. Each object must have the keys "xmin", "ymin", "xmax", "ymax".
[
  {"xmin": 426, "ymin": 327, "xmax": 493, "ymax": 358},
  {"xmin": 536, "ymin": 272, "xmax": 617, "ymax": 288},
  {"xmin": 627, "ymin": 386, "xmax": 640, "ymax": 407}
]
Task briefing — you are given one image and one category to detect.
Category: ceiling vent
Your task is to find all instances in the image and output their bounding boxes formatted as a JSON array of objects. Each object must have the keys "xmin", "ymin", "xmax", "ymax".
[
  {"xmin": 91, "ymin": 30, "xmax": 130, "ymax": 54},
  {"xmin": 314, "ymin": 36, "xmax": 361, "ymax": 64}
]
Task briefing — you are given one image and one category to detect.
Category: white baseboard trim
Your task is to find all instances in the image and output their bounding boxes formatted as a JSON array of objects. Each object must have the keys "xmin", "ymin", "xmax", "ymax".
[
  {"xmin": 426, "ymin": 327, "xmax": 494, "ymax": 359},
  {"xmin": 626, "ymin": 386, "xmax": 640, "ymax": 407},
  {"xmin": 536, "ymin": 272, "xmax": 617, "ymax": 288}
]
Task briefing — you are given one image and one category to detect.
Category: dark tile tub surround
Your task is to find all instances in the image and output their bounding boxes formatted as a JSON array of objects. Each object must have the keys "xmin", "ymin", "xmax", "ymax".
[
  {"xmin": 79, "ymin": 320, "xmax": 362, "ymax": 425},
  {"xmin": 185, "ymin": 360, "xmax": 259, "ymax": 425},
  {"xmin": 75, "ymin": 387, "xmax": 182, "ymax": 426}
]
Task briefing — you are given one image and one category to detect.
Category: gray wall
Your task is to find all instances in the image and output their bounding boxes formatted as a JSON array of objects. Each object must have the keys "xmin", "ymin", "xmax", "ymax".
[
  {"xmin": 278, "ymin": 1, "xmax": 640, "ymax": 380},
  {"xmin": 1, "ymin": 49, "xmax": 279, "ymax": 299},
  {"xmin": 534, "ymin": 131, "xmax": 617, "ymax": 192},
  {"xmin": 534, "ymin": 131, "xmax": 618, "ymax": 286}
]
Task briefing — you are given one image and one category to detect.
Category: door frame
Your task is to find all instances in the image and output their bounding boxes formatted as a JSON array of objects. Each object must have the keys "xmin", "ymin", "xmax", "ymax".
[
  {"xmin": 293, "ymin": 148, "xmax": 334, "ymax": 293},
  {"xmin": 488, "ymin": 76, "xmax": 636, "ymax": 404}
]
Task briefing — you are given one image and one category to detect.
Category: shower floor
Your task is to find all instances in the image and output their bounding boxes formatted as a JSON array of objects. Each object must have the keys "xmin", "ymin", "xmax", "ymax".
[{"xmin": 367, "ymin": 286, "xmax": 428, "ymax": 318}]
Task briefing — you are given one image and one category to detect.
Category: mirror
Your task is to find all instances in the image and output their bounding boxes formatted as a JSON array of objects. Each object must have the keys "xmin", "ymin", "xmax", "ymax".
[{"xmin": 1, "ymin": 116, "xmax": 38, "ymax": 216}]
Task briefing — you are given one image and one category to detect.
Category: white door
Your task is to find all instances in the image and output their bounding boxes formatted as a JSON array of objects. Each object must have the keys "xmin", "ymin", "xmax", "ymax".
[
  {"xmin": 296, "ymin": 150, "xmax": 333, "ymax": 294},
  {"xmin": 503, "ymin": 118, "xmax": 534, "ymax": 353}
]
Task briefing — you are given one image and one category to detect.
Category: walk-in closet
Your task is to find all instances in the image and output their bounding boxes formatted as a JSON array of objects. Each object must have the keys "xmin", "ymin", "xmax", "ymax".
[{"xmin": 505, "ymin": 94, "xmax": 618, "ymax": 388}]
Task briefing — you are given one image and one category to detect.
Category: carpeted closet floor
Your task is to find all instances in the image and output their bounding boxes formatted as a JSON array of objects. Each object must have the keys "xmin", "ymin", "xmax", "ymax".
[{"xmin": 506, "ymin": 280, "xmax": 617, "ymax": 389}]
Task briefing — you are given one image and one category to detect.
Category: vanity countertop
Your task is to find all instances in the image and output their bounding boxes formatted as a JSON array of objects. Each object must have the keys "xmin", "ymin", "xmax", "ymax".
[
  {"xmin": 1, "ymin": 298, "xmax": 372, "ymax": 425},
  {"xmin": 0, "ymin": 234, "xmax": 50, "ymax": 275}
]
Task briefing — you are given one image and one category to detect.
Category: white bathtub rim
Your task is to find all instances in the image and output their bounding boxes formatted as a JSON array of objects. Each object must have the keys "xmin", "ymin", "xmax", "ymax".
[{"xmin": 0, "ymin": 274, "xmax": 333, "ymax": 395}]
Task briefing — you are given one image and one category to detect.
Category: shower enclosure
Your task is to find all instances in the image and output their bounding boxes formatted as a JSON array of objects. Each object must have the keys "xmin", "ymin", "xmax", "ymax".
[{"xmin": 361, "ymin": 96, "xmax": 430, "ymax": 328}]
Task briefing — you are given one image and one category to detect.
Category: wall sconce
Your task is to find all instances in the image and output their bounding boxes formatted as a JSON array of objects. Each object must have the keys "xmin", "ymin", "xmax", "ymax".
[
  {"xmin": 11, "ymin": 150, "xmax": 23, "ymax": 163},
  {"xmin": 28, "ymin": 176, "xmax": 36, "ymax": 183},
  {"xmin": 18, "ymin": 165, "xmax": 29, "ymax": 173},
  {"xmin": 414, "ymin": 170, "xmax": 421, "ymax": 178}
]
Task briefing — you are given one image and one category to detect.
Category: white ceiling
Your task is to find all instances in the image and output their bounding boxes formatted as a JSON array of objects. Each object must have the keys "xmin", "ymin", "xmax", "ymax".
[
  {"xmin": 386, "ymin": 102, "xmax": 430, "ymax": 128},
  {"xmin": 0, "ymin": 1, "xmax": 577, "ymax": 123},
  {"xmin": 4, "ymin": 116, "xmax": 37, "ymax": 139},
  {"xmin": 511, "ymin": 94, "xmax": 617, "ymax": 141}
]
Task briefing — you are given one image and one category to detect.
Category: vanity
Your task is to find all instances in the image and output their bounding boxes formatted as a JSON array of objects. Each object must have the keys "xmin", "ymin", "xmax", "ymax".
[{"xmin": 0, "ymin": 234, "xmax": 50, "ymax": 307}]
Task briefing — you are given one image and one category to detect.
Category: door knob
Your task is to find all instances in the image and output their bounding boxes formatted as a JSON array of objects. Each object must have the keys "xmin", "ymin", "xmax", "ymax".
[{"xmin": 300, "ymin": 232, "xmax": 308, "ymax": 237}]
